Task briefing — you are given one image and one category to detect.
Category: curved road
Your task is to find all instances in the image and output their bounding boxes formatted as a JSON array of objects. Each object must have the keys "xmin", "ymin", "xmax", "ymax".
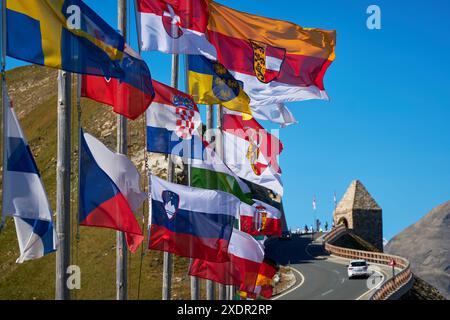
[{"xmin": 266, "ymin": 234, "xmax": 394, "ymax": 300}]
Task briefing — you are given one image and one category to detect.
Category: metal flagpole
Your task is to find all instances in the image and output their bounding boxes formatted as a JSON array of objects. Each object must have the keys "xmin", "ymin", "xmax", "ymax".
[
  {"xmin": 162, "ymin": 37, "xmax": 179, "ymax": 301},
  {"xmin": 116, "ymin": 0, "xmax": 128, "ymax": 300},
  {"xmin": 204, "ymin": 104, "xmax": 216, "ymax": 300},
  {"xmin": 185, "ymin": 55, "xmax": 200, "ymax": 300},
  {"xmin": 56, "ymin": 69, "xmax": 72, "ymax": 300},
  {"xmin": 215, "ymin": 105, "xmax": 228, "ymax": 300},
  {"xmin": 0, "ymin": 0, "xmax": 7, "ymax": 233}
]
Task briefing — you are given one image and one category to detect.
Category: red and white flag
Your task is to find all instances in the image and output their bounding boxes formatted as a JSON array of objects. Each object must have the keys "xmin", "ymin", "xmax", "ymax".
[
  {"xmin": 81, "ymin": 74, "xmax": 154, "ymax": 120},
  {"xmin": 136, "ymin": 0, "xmax": 216, "ymax": 59},
  {"xmin": 189, "ymin": 229, "xmax": 265, "ymax": 293},
  {"xmin": 239, "ymin": 200, "xmax": 282, "ymax": 237},
  {"xmin": 222, "ymin": 113, "xmax": 283, "ymax": 195}
]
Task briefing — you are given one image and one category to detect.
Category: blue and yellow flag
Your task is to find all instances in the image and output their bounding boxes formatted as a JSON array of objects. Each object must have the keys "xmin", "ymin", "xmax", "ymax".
[
  {"xmin": 6, "ymin": 0, "xmax": 153, "ymax": 96},
  {"xmin": 188, "ymin": 55, "xmax": 252, "ymax": 117}
]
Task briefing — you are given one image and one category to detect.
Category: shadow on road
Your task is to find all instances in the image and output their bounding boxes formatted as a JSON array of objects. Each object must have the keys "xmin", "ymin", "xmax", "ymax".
[{"xmin": 265, "ymin": 234, "xmax": 330, "ymax": 266}]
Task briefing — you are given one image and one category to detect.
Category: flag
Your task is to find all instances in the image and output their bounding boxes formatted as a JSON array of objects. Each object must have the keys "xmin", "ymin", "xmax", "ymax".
[
  {"xmin": 2, "ymin": 90, "xmax": 56, "ymax": 263},
  {"xmin": 189, "ymin": 229, "xmax": 265, "ymax": 292},
  {"xmin": 222, "ymin": 113, "xmax": 283, "ymax": 195},
  {"xmin": 6, "ymin": 0, "xmax": 152, "ymax": 96},
  {"xmin": 149, "ymin": 174, "xmax": 239, "ymax": 262},
  {"xmin": 250, "ymin": 103, "xmax": 297, "ymax": 128},
  {"xmin": 207, "ymin": 1, "xmax": 336, "ymax": 106},
  {"xmin": 241, "ymin": 259, "xmax": 278, "ymax": 299},
  {"xmin": 81, "ymin": 72, "xmax": 154, "ymax": 120},
  {"xmin": 313, "ymin": 196, "xmax": 317, "ymax": 211},
  {"xmin": 79, "ymin": 130, "xmax": 145, "ymax": 252},
  {"xmin": 146, "ymin": 80, "xmax": 204, "ymax": 160},
  {"xmin": 239, "ymin": 200, "xmax": 282, "ymax": 237},
  {"xmin": 190, "ymin": 142, "xmax": 252, "ymax": 204},
  {"xmin": 187, "ymin": 54, "xmax": 252, "ymax": 118},
  {"xmin": 136, "ymin": 0, "xmax": 216, "ymax": 59}
]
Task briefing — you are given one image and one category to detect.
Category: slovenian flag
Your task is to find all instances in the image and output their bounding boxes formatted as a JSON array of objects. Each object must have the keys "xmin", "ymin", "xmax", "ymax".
[
  {"xmin": 2, "ymin": 90, "xmax": 56, "ymax": 263},
  {"xmin": 146, "ymin": 80, "xmax": 204, "ymax": 160},
  {"xmin": 79, "ymin": 130, "xmax": 145, "ymax": 252},
  {"xmin": 149, "ymin": 175, "xmax": 240, "ymax": 262},
  {"xmin": 136, "ymin": 0, "xmax": 216, "ymax": 59},
  {"xmin": 189, "ymin": 229, "xmax": 265, "ymax": 293},
  {"xmin": 239, "ymin": 200, "xmax": 282, "ymax": 237}
]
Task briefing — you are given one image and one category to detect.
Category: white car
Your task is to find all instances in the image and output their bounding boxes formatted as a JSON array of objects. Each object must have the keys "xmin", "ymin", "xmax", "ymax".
[{"xmin": 347, "ymin": 260, "xmax": 370, "ymax": 279}]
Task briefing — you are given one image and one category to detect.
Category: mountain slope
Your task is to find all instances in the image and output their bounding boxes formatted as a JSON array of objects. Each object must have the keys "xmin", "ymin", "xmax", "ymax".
[
  {"xmin": 385, "ymin": 201, "xmax": 450, "ymax": 299},
  {"xmin": 0, "ymin": 65, "xmax": 192, "ymax": 300}
]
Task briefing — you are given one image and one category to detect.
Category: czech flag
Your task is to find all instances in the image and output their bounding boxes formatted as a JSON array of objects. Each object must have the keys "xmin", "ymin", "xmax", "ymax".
[
  {"xmin": 79, "ymin": 130, "xmax": 145, "ymax": 252},
  {"xmin": 149, "ymin": 175, "xmax": 240, "ymax": 262}
]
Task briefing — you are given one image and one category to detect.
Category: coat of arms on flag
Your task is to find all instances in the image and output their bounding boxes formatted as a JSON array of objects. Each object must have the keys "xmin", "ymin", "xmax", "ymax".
[
  {"xmin": 173, "ymin": 94, "xmax": 197, "ymax": 139},
  {"xmin": 162, "ymin": 190, "xmax": 180, "ymax": 220},
  {"xmin": 250, "ymin": 40, "xmax": 286, "ymax": 84}
]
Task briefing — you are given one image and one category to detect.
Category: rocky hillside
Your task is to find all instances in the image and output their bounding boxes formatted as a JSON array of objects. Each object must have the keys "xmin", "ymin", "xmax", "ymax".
[
  {"xmin": 385, "ymin": 201, "xmax": 450, "ymax": 299},
  {"xmin": 0, "ymin": 65, "xmax": 191, "ymax": 299}
]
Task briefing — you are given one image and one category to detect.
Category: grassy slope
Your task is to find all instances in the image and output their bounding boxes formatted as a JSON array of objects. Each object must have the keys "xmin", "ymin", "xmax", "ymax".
[{"xmin": 0, "ymin": 65, "xmax": 197, "ymax": 300}]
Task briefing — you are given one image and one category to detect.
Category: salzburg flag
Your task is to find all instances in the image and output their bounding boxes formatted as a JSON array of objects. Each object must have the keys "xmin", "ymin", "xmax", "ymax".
[
  {"xmin": 189, "ymin": 229, "xmax": 265, "ymax": 292},
  {"xmin": 207, "ymin": 1, "xmax": 336, "ymax": 106},
  {"xmin": 239, "ymin": 200, "xmax": 282, "ymax": 237},
  {"xmin": 79, "ymin": 130, "xmax": 146, "ymax": 252},
  {"xmin": 137, "ymin": 0, "xmax": 216, "ymax": 59},
  {"xmin": 149, "ymin": 175, "xmax": 239, "ymax": 262},
  {"xmin": 222, "ymin": 112, "xmax": 283, "ymax": 195}
]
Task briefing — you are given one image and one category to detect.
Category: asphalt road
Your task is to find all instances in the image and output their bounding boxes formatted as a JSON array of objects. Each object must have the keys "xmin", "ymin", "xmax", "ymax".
[{"xmin": 266, "ymin": 234, "xmax": 393, "ymax": 300}]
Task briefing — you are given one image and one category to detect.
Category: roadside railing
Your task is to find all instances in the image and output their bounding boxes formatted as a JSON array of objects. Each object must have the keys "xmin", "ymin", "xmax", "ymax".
[{"xmin": 323, "ymin": 227, "xmax": 414, "ymax": 300}]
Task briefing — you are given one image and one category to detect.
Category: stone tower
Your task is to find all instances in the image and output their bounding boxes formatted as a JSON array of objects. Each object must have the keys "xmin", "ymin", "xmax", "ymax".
[{"xmin": 333, "ymin": 180, "xmax": 383, "ymax": 251}]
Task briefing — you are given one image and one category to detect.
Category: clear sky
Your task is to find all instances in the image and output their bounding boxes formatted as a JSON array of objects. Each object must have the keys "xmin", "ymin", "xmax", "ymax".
[{"xmin": 6, "ymin": 0, "xmax": 450, "ymax": 240}]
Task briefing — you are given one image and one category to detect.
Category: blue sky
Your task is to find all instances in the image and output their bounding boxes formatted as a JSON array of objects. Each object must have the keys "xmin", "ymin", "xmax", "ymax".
[{"xmin": 6, "ymin": 0, "xmax": 450, "ymax": 240}]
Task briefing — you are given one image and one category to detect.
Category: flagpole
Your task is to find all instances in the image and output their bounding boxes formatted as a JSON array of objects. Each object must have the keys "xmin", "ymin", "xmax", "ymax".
[
  {"xmin": 215, "ymin": 104, "xmax": 228, "ymax": 300},
  {"xmin": 116, "ymin": 0, "xmax": 128, "ymax": 300},
  {"xmin": 0, "ymin": 0, "xmax": 7, "ymax": 232},
  {"xmin": 185, "ymin": 55, "xmax": 200, "ymax": 300},
  {"xmin": 205, "ymin": 104, "xmax": 216, "ymax": 300},
  {"xmin": 56, "ymin": 69, "xmax": 72, "ymax": 300}
]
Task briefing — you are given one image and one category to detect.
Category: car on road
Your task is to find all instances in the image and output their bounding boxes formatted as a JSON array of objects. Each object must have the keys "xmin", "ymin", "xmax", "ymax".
[
  {"xmin": 280, "ymin": 231, "xmax": 292, "ymax": 240},
  {"xmin": 347, "ymin": 260, "xmax": 370, "ymax": 279}
]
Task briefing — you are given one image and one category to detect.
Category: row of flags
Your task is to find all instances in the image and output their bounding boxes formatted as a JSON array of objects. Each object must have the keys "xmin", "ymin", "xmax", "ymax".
[{"xmin": 2, "ymin": 0, "xmax": 336, "ymax": 299}]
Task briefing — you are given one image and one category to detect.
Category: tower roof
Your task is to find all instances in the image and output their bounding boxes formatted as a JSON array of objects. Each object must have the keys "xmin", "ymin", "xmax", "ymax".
[{"xmin": 335, "ymin": 180, "xmax": 381, "ymax": 213}]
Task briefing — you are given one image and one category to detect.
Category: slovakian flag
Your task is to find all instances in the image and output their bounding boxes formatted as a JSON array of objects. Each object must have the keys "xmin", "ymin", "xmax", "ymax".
[
  {"xmin": 79, "ymin": 130, "xmax": 145, "ymax": 252},
  {"xmin": 2, "ymin": 89, "xmax": 56, "ymax": 263},
  {"xmin": 7, "ymin": 0, "xmax": 153, "ymax": 97},
  {"xmin": 136, "ymin": 0, "xmax": 216, "ymax": 59},
  {"xmin": 146, "ymin": 80, "xmax": 204, "ymax": 160},
  {"xmin": 149, "ymin": 175, "xmax": 239, "ymax": 262},
  {"xmin": 189, "ymin": 229, "xmax": 265, "ymax": 293},
  {"xmin": 239, "ymin": 200, "xmax": 282, "ymax": 237},
  {"xmin": 222, "ymin": 112, "xmax": 283, "ymax": 195},
  {"xmin": 81, "ymin": 64, "xmax": 155, "ymax": 120},
  {"xmin": 207, "ymin": 1, "xmax": 336, "ymax": 106}
]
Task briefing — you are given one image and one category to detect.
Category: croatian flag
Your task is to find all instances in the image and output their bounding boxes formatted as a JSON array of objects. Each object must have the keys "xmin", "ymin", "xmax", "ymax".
[
  {"xmin": 146, "ymin": 80, "xmax": 204, "ymax": 160},
  {"xmin": 149, "ymin": 175, "xmax": 240, "ymax": 262},
  {"xmin": 189, "ymin": 229, "xmax": 265, "ymax": 293},
  {"xmin": 79, "ymin": 130, "xmax": 146, "ymax": 252},
  {"xmin": 239, "ymin": 200, "xmax": 282, "ymax": 237},
  {"xmin": 136, "ymin": 0, "xmax": 216, "ymax": 59},
  {"xmin": 2, "ymin": 91, "xmax": 56, "ymax": 263}
]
